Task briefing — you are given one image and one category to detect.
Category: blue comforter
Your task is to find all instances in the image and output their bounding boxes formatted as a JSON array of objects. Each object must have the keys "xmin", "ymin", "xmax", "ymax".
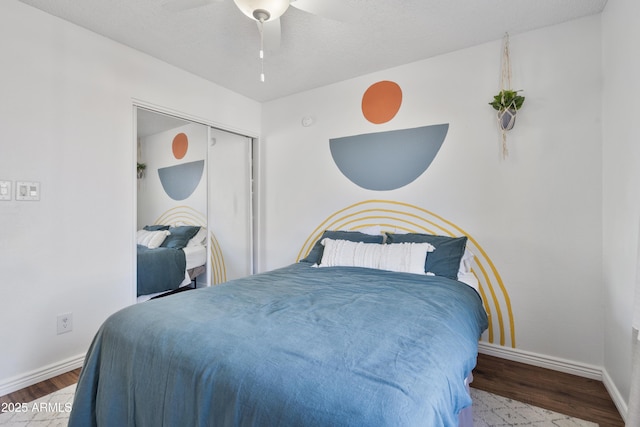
[
  {"xmin": 69, "ymin": 263, "xmax": 488, "ymax": 427},
  {"xmin": 137, "ymin": 245, "xmax": 186, "ymax": 296}
]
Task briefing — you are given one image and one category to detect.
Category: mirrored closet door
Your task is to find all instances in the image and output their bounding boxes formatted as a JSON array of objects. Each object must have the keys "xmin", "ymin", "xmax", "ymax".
[
  {"xmin": 135, "ymin": 107, "xmax": 254, "ymax": 301},
  {"xmin": 208, "ymin": 128, "xmax": 254, "ymax": 284}
]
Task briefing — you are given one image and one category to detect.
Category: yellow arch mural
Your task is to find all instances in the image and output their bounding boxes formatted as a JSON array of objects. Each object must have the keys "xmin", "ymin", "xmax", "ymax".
[
  {"xmin": 154, "ymin": 205, "xmax": 227, "ymax": 285},
  {"xmin": 296, "ymin": 200, "xmax": 515, "ymax": 348},
  {"xmin": 209, "ymin": 233, "xmax": 227, "ymax": 285},
  {"xmin": 154, "ymin": 205, "xmax": 206, "ymax": 228}
]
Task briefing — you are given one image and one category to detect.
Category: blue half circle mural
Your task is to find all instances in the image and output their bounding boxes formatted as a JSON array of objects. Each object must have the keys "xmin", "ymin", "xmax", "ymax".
[
  {"xmin": 329, "ymin": 124, "xmax": 449, "ymax": 191},
  {"xmin": 158, "ymin": 160, "xmax": 205, "ymax": 201}
]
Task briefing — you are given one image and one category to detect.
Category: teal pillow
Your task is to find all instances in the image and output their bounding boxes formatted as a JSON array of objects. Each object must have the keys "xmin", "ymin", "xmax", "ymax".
[
  {"xmin": 385, "ymin": 233, "xmax": 467, "ymax": 280},
  {"xmin": 161, "ymin": 226, "xmax": 201, "ymax": 249},
  {"xmin": 143, "ymin": 224, "xmax": 170, "ymax": 231},
  {"xmin": 300, "ymin": 230, "xmax": 384, "ymax": 264}
]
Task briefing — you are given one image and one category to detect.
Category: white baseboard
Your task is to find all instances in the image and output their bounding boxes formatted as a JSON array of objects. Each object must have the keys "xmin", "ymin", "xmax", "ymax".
[
  {"xmin": 0, "ymin": 353, "xmax": 85, "ymax": 397},
  {"xmin": 602, "ymin": 368, "xmax": 628, "ymax": 423},
  {"xmin": 478, "ymin": 342, "xmax": 602, "ymax": 380}
]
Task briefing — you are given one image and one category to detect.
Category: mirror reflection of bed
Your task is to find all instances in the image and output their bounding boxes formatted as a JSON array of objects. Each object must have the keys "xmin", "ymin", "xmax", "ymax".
[{"xmin": 135, "ymin": 107, "xmax": 254, "ymax": 302}]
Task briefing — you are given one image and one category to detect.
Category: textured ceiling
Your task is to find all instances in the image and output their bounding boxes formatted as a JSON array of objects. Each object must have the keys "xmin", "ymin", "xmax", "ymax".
[{"xmin": 18, "ymin": 0, "xmax": 607, "ymax": 102}]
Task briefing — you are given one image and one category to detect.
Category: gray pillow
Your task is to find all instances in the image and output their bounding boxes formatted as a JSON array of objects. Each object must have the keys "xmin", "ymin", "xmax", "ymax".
[
  {"xmin": 385, "ymin": 233, "xmax": 467, "ymax": 280},
  {"xmin": 300, "ymin": 230, "xmax": 384, "ymax": 264},
  {"xmin": 161, "ymin": 226, "xmax": 201, "ymax": 249}
]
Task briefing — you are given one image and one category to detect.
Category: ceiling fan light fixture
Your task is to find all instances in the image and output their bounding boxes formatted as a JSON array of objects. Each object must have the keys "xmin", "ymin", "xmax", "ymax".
[{"xmin": 233, "ymin": 0, "xmax": 290, "ymax": 22}]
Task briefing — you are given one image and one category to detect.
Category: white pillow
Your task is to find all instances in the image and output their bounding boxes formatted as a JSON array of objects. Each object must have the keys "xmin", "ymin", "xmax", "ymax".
[
  {"xmin": 137, "ymin": 229, "xmax": 170, "ymax": 249},
  {"xmin": 458, "ymin": 248, "xmax": 475, "ymax": 274},
  {"xmin": 318, "ymin": 238, "xmax": 434, "ymax": 275},
  {"xmin": 349, "ymin": 225, "xmax": 382, "ymax": 236},
  {"xmin": 187, "ymin": 227, "xmax": 207, "ymax": 247}
]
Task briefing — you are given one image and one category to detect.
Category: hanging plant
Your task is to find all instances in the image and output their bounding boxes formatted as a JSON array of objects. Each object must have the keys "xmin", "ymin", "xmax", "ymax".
[
  {"xmin": 490, "ymin": 33, "xmax": 525, "ymax": 158},
  {"xmin": 489, "ymin": 89, "xmax": 525, "ymax": 131},
  {"xmin": 137, "ymin": 162, "xmax": 146, "ymax": 179}
]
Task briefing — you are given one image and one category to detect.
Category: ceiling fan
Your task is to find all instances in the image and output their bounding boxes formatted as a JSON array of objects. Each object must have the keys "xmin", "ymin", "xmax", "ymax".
[
  {"xmin": 163, "ymin": 0, "xmax": 356, "ymax": 80},
  {"xmin": 163, "ymin": 0, "xmax": 355, "ymax": 44}
]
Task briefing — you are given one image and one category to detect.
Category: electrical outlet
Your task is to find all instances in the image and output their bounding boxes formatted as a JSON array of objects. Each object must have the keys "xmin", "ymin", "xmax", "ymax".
[{"xmin": 57, "ymin": 313, "xmax": 73, "ymax": 335}]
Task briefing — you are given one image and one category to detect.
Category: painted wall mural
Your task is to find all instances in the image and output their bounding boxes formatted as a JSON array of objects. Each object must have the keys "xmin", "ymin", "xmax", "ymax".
[
  {"xmin": 330, "ymin": 125, "xmax": 448, "ymax": 191},
  {"xmin": 329, "ymin": 81, "xmax": 448, "ymax": 191},
  {"xmin": 296, "ymin": 200, "xmax": 515, "ymax": 348},
  {"xmin": 158, "ymin": 132, "xmax": 205, "ymax": 201},
  {"xmin": 154, "ymin": 205, "xmax": 206, "ymax": 232},
  {"xmin": 361, "ymin": 80, "xmax": 403, "ymax": 124}
]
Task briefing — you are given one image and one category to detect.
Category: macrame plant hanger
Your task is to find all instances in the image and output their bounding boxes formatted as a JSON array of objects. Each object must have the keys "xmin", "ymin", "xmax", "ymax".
[{"xmin": 498, "ymin": 33, "xmax": 515, "ymax": 158}]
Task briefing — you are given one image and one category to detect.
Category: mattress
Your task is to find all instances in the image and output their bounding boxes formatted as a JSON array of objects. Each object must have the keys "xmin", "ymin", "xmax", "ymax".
[{"xmin": 183, "ymin": 244, "xmax": 206, "ymax": 269}]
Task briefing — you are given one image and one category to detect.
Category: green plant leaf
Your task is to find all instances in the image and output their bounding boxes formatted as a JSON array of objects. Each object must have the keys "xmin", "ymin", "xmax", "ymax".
[{"xmin": 489, "ymin": 89, "xmax": 525, "ymax": 110}]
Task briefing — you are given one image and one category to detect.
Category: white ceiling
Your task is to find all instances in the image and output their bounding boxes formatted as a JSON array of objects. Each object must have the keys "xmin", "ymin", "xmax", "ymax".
[{"xmin": 18, "ymin": 0, "xmax": 607, "ymax": 103}]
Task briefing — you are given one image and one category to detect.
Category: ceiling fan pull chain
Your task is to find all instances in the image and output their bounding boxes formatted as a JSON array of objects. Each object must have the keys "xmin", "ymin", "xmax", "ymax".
[{"xmin": 259, "ymin": 19, "xmax": 265, "ymax": 82}]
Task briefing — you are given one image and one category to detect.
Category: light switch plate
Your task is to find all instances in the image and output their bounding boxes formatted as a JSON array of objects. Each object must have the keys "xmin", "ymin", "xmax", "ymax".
[
  {"xmin": 16, "ymin": 181, "xmax": 40, "ymax": 201},
  {"xmin": 0, "ymin": 181, "xmax": 11, "ymax": 201}
]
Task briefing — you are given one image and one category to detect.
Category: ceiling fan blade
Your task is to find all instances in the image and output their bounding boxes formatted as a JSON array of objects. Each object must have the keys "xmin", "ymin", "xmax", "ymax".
[
  {"xmin": 290, "ymin": 0, "xmax": 359, "ymax": 22},
  {"xmin": 162, "ymin": 0, "xmax": 221, "ymax": 13},
  {"xmin": 258, "ymin": 18, "xmax": 282, "ymax": 50}
]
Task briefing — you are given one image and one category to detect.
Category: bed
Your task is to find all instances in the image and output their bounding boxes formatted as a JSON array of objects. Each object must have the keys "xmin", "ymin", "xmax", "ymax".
[
  {"xmin": 136, "ymin": 225, "xmax": 207, "ymax": 301},
  {"xmin": 70, "ymin": 230, "xmax": 488, "ymax": 427}
]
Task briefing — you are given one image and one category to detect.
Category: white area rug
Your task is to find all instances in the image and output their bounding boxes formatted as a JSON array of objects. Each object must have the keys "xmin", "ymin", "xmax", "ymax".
[
  {"xmin": 0, "ymin": 384, "xmax": 75, "ymax": 427},
  {"xmin": 471, "ymin": 388, "xmax": 598, "ymax": 427},
  {"xmin": 0, "ymin": 384, "xmax": 598, "ymax": 426}
]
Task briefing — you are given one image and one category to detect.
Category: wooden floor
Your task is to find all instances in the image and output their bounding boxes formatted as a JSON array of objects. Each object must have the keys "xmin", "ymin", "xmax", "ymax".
[
  {"xmin": 0, "ymin": 368, "xmax": 80, "ymax": 408},
  {"xmin": 0, "ymin": 354, "xmax": 625, "ymax": 426},
  {"xmin": 472, "ymin": 353, "xmax": 625, "ymax": 426}
]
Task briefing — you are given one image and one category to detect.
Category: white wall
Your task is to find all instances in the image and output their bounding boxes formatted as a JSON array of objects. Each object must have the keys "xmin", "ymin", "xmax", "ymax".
[
  {"xmin": 0, "ymin": 0, "xmax": 260, "ymax": 393},
  {"xmin": 260, "ymin": 16, "xmax": 603, "ymax": 367},
  {"xmin": 602, "ymin": 0, "xmax": 640, "ymax": 412}
]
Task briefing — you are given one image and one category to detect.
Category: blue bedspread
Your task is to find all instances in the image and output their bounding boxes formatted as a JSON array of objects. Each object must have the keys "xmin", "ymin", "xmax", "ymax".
[
  {"xmin": 136, "ymin": 245, "xmax": 186, "ymax": 296},
  {"xmin": 69, "ymin": 263, "xmax": 488, "ymax": 427}
]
